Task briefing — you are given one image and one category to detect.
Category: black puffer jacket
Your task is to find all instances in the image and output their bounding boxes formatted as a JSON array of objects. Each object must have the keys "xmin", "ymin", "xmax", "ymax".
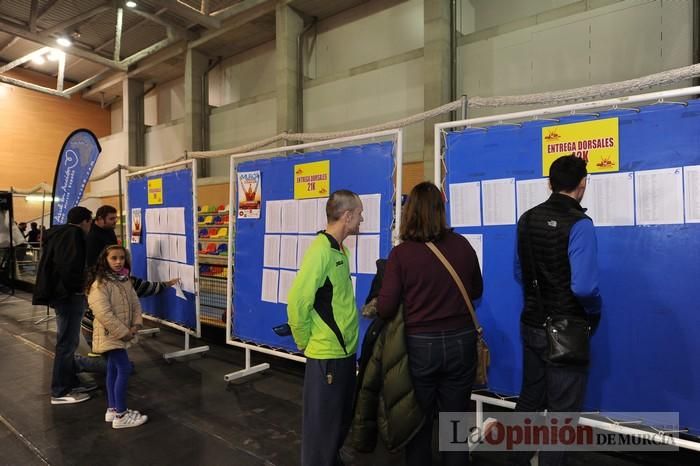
[
  {"xmin": 33, "ymin": 224, "xmax": 86, "ymax": 306},
  {"xmin": 351, "ymin": 307, "xmax": 424, "ymax": 453}
]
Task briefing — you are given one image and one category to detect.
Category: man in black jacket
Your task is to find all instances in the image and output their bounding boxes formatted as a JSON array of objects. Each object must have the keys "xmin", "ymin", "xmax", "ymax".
[
  {"xmin": 33, "ymin": 206, "xmax": 94, "ymax": 405},
  {"xmin": 86, "ymin": 205, "xmax": 118, "ymax": 268}
]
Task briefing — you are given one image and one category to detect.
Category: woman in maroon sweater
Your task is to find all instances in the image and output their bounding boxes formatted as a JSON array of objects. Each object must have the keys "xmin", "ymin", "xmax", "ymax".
[{"xmin": 377, "ymin": 181, "xmax": 483, "ymax": 466}]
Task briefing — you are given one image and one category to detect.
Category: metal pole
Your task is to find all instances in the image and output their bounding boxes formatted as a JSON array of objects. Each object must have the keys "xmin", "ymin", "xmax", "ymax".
[{"xmin": 117, "ymin": 165, "xmax": 125, "ymax": 242}]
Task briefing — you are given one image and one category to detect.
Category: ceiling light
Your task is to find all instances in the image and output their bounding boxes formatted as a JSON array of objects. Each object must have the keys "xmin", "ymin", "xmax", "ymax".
[
  {"xmin": 32, "ymin": 55, "xmax": 46, "ymax": 65},
  {"xmin": 56, "ymin": 37, "xmax": 72, "ymax": 47},
  {"xmin": 125, "ymin": 1, "xmax": 137, "ymax": 7},
  {"xmin": 47, "ymin": 49, "xmax": 64, "ymax": 61}
]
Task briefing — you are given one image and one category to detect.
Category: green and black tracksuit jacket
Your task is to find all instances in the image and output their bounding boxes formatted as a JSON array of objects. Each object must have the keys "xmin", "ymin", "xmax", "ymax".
[{"xmin": 287, "ymin": 232, "xmax": 359, "ymax": 359}]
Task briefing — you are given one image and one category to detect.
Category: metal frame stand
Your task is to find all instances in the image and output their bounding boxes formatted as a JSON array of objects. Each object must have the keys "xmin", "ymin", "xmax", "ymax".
[
  {"xmin": 34, "ymin": 306, "xmax": 56, "ymax": 324},
  {"xmin": 163, "ymin": 332, "xmax": 209, "ymax": 361},
  {"xmin": 138, "ymin": 328, "xmax": 160, "ymax": 336},
  {"xmin": 223, "ymin": 347, "xmax": 270, "ymax": 382}
]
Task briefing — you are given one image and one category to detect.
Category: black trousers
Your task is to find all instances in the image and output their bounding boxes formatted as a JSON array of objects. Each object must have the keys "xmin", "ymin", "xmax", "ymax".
[
  {"xmin": 406, "ymin": 328, "xmax": 477, "ymax": 466},
  {"xmin": 510, "ymin": 323, "xmax": 588, "ymax": 466},
  {"xmin": 302, "ymin": 354, "xmax": 356, "ymax": 466}
]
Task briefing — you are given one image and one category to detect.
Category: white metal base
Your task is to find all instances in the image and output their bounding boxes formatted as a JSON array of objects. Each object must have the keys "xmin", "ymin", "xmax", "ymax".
[
  {"xmin": 138, "ymin": 328, "xmax": 160, "ymax": 336},
  {"xmin": 471, "ymin": 392, "xmax": 700, "ymax": 452},
  {"xmin": 163, "ymin": 333, "xmax": 209, "ymax": 361},
  {"xmin": 224, "ymin": 347, "xmax": 271, "ymax": 382}
]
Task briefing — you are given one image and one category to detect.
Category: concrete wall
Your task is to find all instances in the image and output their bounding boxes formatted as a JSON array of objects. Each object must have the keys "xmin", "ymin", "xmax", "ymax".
[{"xmin": 99, "ymin": 0, "xmax": 693, "ymax": 195}]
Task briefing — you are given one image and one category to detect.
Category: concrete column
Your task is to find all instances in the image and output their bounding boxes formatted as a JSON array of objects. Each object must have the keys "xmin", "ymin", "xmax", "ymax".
[
  {"xmin": 122, "ymin": 78, "xmax": 145, "ymax": 166},
  {"xmin": 276, "ymin": 4, "xmax": 303, "ymax": 135},
  {"xmin": 423, "ymin": 0, "xmax": 452, "ymax": 180},
  {"xmin": 185, "ymin": 48, "xmax": 209, "ymax": 176}
]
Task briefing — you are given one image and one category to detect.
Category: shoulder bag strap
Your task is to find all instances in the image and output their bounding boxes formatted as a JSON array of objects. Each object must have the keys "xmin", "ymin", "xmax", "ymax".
[{"xmin": 425, "ymin": 242, "xmax": 483, "ymax": 336}]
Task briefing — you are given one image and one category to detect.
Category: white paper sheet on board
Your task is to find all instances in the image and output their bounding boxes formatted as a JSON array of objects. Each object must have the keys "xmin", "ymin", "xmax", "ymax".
[
  {"xmin": 265, "ymin": 201, "xmax": 282, "ymax": 233},
  {"xmin": 351, "ymin": 275, "xmax": 357, "ymax": 298},
  {"xmin": 462, "ymin": 234, "xmax": 483, "ymax": 274},
  {"xmin": 178, "ymin": 264, "xmax": 195, "ymax": 293},
  {"xmin": 278, "ymin": 270, "xmax": 297, "ymax": 304},
  {"xmin": 357, "ymin": 235, "xmax": 380, "ymax": 274},
  {"xmin": 683, "ymin": 165, "xmax": 700, "ymax": 223},
  {"xmin": 482, "ymin": 178, "xmax": 516, "ymax": 226},
  {"xmin": 281, "ymin": 200, "xmax": 299, "ymax": 233},
  {"xmin": 168, "ymin": 207, "xmax": 185, "ymax": 234},
  {"xmin": 297, "ymin": 199, "xmax": 318, "ymax": 234},
  {"xmin": 516, "ymin": 178, "xmax": 550, "ymax": 220},
  {"xmin": 279, "ymin": 235, "xmax": 298, "ymax": 269},
  {"xmin": 343, "ymin": 235, "xmax": 357, "ymax": 274},
  {"xmin": 263, "ymin": 235, "xmax": 281, "ymax": 268},
  {"xmin": 449, "ymin": 182, "xmax": 481, "ymax": 227},
  {"xmin": 635, "ymin": 167, "xmax": 684, "ymax": 225},
  {"xmin": 174, "ymin": 282, "xmax": 186, "ymax": 300},
  {"xmin": 583, "ymin": 172, "xmax": 635, "ymax": 227},
  {"xmin": 359, "ymin": 193, "xmax": 381, "ymax": 233},
  {"xmin": 261, "ymin": 269, "xmax": 279, "ymax": 303},
  {"xmin": 316, "ymin": 198, "xmax": 328, "ymax": 231},
  {"xmin": 297, "ymin": 235, "xmax": 316, "ymax": 269}
]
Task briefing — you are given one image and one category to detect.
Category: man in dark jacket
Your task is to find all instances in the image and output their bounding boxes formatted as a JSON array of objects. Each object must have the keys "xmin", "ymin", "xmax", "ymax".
[
  {"xmin": 34, "ymin": 206, "xmax": 95, "ymax": 405},
  {"xmin": 511, "ymin": 155, "xmax": 602, "ymax": 466},
  {"xmin": 86, "ymin": 205, "xmax": 118, "ymax": 268}
]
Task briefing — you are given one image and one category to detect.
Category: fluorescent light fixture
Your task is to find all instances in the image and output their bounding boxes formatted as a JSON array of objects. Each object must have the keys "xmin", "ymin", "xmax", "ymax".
[
  {"xmin": 47, "ymin": 49, "xmax": 64, "ymax": 61},
  {"xmin": 26, "ymin": 195, "xmax": 59, "ymax": 203},
  {"xmin": 32, "ymin": 55, "xmax": 46, "ymax": 65},
  {"xmin": 126, "ymin": 1, "xmax": 137, "ymax": 7},
  {"xmin": 56, "ymin": 37, "xmax": 72, "ymax": 47}
]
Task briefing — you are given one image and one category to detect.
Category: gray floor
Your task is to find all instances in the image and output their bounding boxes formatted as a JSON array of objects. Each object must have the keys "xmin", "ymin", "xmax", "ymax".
[{"xmin": 0, "ymin": 289, "xmax": 697, "ymax": 466}]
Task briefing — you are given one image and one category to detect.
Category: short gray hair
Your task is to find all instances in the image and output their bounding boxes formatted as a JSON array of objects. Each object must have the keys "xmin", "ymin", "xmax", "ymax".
[{"xmin": 326, "ymin": 190, "xmax": 360, "ymax": 222}]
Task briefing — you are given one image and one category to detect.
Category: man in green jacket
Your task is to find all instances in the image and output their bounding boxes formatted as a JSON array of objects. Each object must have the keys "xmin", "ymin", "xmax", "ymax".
[{"xmin": 287, "ymin": 189, "xmax": 363, "ymax": 466}]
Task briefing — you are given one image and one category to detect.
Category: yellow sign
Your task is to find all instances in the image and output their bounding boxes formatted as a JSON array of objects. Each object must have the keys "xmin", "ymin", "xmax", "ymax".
[
  {"xmin": 147, "ymin": 178, "xmax": 163, "ymax": 205},
  {"xmin": 542, "ymin": 118, "xmax": 619, "ymax": 176},
  {"xmin": 294, "ymin": 160, "xmax": 330, "ymax": 199}
]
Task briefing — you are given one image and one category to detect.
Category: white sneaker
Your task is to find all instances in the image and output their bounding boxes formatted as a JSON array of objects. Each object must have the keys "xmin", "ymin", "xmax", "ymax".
[
  {"xmin": 51, "ymin": 392, "xmax": 90, "ymax": 405},
  {"xmin": 112, "ymin": 410, "xmax": 148, "ymax": 429},
  {"xmin": 105, "ymin": 408, "xmax": 140, "ymax": 423}
]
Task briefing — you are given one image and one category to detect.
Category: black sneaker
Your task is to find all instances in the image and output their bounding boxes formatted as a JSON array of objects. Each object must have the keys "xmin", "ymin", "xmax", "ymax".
[{"xmin": 73, "ymin": 382, "xmax": 98, "ymax": 393}]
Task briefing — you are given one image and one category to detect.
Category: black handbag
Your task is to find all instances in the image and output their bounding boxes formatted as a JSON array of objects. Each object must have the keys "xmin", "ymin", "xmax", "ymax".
[{"xmin": 523, "ymin": 212, "xmax": 591, "ymax": 365}]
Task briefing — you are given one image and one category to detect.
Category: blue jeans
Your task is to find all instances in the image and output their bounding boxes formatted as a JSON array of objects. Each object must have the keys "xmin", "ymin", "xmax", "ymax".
[
  {"xmin": 106, "ymin": 349, "xmax": 131, "ymax": 413},
  {"xmin": 51, "ymin": 294, "xmax": 86, "ymax": 397},
  {"xmin": 510, "ymin": 323, "xmax": 588, "ymax": 466},
  {"xmin": 406, "ymin": 328, "xmax": 477, "ymax": 466}
]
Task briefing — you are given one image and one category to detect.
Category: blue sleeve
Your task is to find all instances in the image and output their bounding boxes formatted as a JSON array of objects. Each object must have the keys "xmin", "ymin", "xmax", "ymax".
[{"xmin": 568, "ymin": 219, "xmax": 601, "ymax": 314}]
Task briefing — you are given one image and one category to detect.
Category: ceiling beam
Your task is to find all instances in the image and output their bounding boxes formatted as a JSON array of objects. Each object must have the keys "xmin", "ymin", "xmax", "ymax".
[
  {"xmin": 114, "ymin": 7, "xmax": 123, "ymax": 61},
  {"xmin": 189, "ymin": 0, "xmax": 276, "ymax": 49},
  {"xmin": 0, "ymin": 74, "xmax": 67, "ymax": 98},
  {"xmin": 127, "ymin": 7, "xmax": 195, "ymax": 40},
  {"xmin": 147, "ymin": 0, "xmax": 220, "ymax": 29},
  {"xmin": 0, "ymin": 47, "xmax": 51, "ymax": 74},
  {"xmin": 81, "ymin": 40, "xmax": 187, "ymax": 98},
  {"xmin": 0, "ymin": 36, "xmax": 19, "ymax": 54},
  {"xmin": 0, "ymin": 18, "xmax": 126, "ymax": 70},
  {"xmin": 36, "ymin": 0, "xmax": 62, "ymax": 22},
  {"xmin": 40, "ymin": 4, "xmax": 112, "ymax": 38},
  {"xmin": 29, "ymin": 0, "xmax": 39, "ymax": 33}
]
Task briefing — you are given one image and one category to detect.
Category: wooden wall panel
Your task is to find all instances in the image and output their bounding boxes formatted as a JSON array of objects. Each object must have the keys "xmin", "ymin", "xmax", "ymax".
[
  {"xmin": 401, "ymin": 161, "xmax": 425, "ymax": 194},
  {"xmin": 0, "ymin": 69, "xmax": 110, "ymax": 222}
]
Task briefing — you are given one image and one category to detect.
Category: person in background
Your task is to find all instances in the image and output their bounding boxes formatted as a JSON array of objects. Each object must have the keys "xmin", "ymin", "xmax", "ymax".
[
  {"xmin": 287, "ymin": 190, "xmax": 363, "ymax": 466},
  {"xmin": 27, "ymin": 222, "xmax": 41, "ymax": 244},
  {"xmin": 33, "ymin": 206, "xmax": 96, "ymax": 405},
  {"xmin": 86, "ymin": 205, "xmax": 118, "ymax": 268},
  {"xmin": 377, "ymin": 181, "xmax": 483, "ymax": 466},
  {"xmin": 510, "ymin": 155, "xmax": 601, "ymax": 466},
  {"xmin": 87, "ymin": 244, "xmax": 148, "ymax": 429},
  {"xmin": 18, "ymin": 222, "xmax": 27, "ymax": 238}
]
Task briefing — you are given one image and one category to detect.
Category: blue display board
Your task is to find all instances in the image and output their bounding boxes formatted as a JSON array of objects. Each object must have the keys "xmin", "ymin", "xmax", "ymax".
[
  {"xmin": 232, "ymin": 142, "xmax": 395, "ymax": 353},
  {"xmin": 445, "ymin": 101, "xmax": 700, "ymax": 434},
  {"xmin": 127, "ymin": 166, "xmax": 198, "ymax": 332}
]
